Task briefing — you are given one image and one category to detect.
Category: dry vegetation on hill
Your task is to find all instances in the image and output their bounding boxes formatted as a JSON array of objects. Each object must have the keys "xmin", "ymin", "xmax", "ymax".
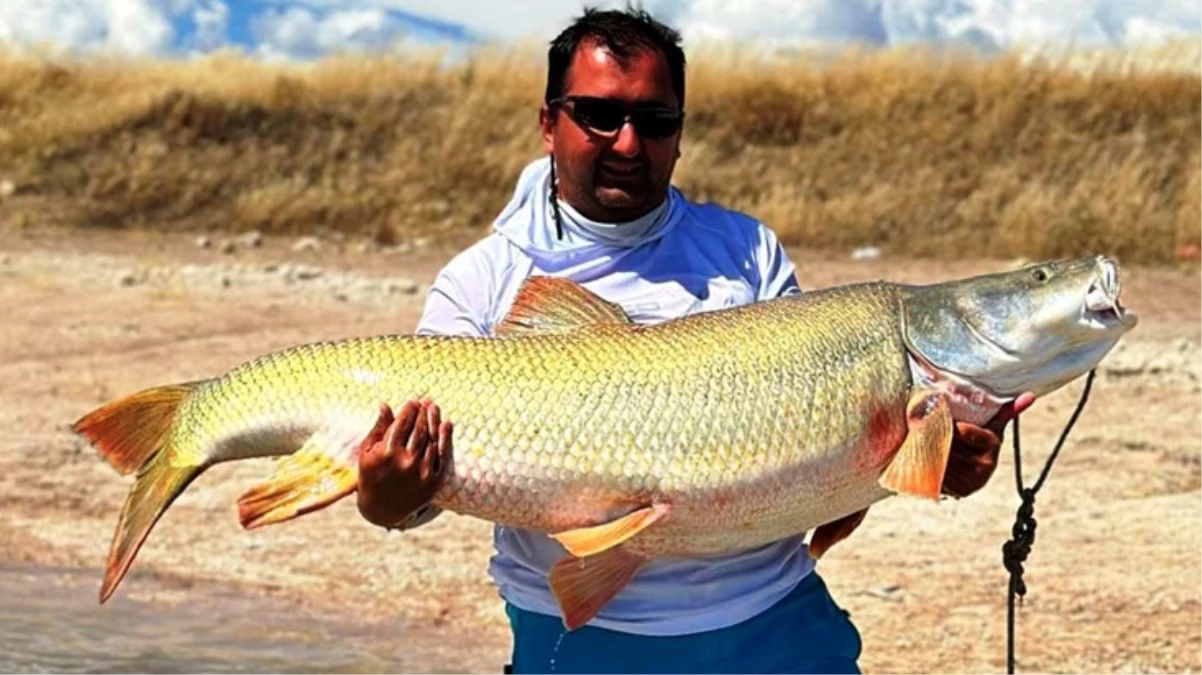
[{"xmin": 0, "ymin": 43, "xmax": 1197, "ymax": 263}]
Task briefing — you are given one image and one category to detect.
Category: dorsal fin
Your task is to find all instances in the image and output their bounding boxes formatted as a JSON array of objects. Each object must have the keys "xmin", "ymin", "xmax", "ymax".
[{"xmin": 496, "ymin": 276, "xmax": 633, "ymax": 336}]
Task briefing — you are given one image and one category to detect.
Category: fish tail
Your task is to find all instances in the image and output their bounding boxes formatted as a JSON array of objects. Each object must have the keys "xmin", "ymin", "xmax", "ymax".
[
  {"xmin": 72, "ymin": 381, "xmax": 208, "ymax": 603},
  {"xmin": 72, "ymin": 382, "xmax": 203, "ymax": 475},
  {"xmin": 100, "ymin": 454, "xmax": 204, "ymax": 603}
]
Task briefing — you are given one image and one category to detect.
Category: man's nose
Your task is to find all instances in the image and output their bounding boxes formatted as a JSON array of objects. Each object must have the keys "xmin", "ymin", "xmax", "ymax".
[{"xmin": 610, "ymin": 120, "xmax": 642, "ymax": 157}]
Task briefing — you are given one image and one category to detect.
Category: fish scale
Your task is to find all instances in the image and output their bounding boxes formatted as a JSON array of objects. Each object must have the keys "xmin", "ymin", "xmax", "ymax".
[{"xmin": 75, "ymin": 256, "xmax": 1136, "ymax": 629}]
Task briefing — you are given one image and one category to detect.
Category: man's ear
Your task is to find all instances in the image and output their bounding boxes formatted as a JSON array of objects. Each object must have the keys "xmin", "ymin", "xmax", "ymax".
[{"xmin": 540, "ymin": 103, "xmax": 555, "ymax": 154}]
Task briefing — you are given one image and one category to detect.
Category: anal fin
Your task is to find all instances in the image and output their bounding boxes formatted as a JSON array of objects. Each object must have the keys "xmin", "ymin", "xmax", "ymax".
[
  {"xmin": 549, "ymin": 547, "xmax": 647, "ymax": 631},
  {"xmin": 809, "ymin": 508, "xmax": 869, "ymax": 559},
  {"xmin": 237, "ymin": 434, "xmax": 357, "ymax": 530},
  {"xmin": 551, "ymin": 504, "xmax": 670, "ymax": 558},
  {"xmin": 879, "ymin": 391, "xmax": 954, "ymax": 501}
]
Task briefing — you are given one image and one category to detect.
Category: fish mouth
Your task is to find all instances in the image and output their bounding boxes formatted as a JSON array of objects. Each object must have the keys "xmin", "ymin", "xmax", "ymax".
[{"xmin": 1083, "ymin": 257, "xmax": 1134, "ymax": 328}]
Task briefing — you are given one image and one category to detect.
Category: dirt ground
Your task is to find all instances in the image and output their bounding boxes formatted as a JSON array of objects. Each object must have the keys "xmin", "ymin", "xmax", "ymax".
[{"xmin": 1, "ymin": 226, "xmax": 1198, "ymax": 674}]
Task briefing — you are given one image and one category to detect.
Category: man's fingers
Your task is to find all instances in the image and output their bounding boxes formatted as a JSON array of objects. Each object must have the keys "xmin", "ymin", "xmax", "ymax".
[
  {"xmin": 437, "ymin": 420, "xmax": 453, "ymax": 474},
  {"xmin": 385, "ymin": 400, "xmax": 422, "ymax": 462},
  {"xmin": 358, "ymin": 403, "xmax": 395, "ymax": 454},
  {"xmin": 407, "ymin": 401, "xmax": 430, "ymax": 459},
  {"xmin": 420, "ymin": 427, "xmax": 437, "ymax": 480},
  {"xmin": 954, "ymin": 422, "xmax": 1000, "ymax": 454},
  {"xmin": 988, "ymin": 392, "xmax": 1038, "ymax": 431},
  {"xmin": 1012, "ymin": 392, "xmax": 1037, "ymax": 416},
  {"xmin": 420, "ymin": 403, "xmax": 440, "ymax": 479},
  {"xmin": 426, "ymin": 402, "xmax": 440, "ymax": 436},
  {"xmin": 356, "ymin": 405, "xmax": 396, "ymax": 473}
]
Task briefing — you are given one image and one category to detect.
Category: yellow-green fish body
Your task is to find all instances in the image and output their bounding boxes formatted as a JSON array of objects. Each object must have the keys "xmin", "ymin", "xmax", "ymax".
[{"xmin": 193, "ymin": 282, "xmax": 910, "ymax": 555}]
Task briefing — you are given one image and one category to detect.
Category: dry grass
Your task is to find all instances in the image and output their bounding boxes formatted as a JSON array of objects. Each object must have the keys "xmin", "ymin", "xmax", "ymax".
[{"xmin": 0, "ymin": 43, "xmax": 1197, "ymax": 263}]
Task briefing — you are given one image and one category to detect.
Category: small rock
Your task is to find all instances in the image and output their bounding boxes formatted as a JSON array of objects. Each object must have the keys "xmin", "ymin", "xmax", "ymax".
[
  {"xmin": 0, "ymin": 254, "xmax": 10, "ymax": 266},
  {"xmin": 194, "ymin": 235, "xmax": 211, "ymax": 249},
  {"xmin": 117, "ymin": 269, "xmax": 142, "ymax": 287},
  {"xmin": 237, "ymin": 230, "xmax": 263, "ymax": 248},
  {"xmin": 221, "ymin": 276, "xmax": 232, "ymax": 288},
  {"xmin": 282, "ymin": 264, "xmax": 323, "ymax": 282},
  {"xmin": 386, "ymin": 278, "xmax": 420, "ymax": 295},
  {"xmin": 859, "ymin": 584, "xmax": 904, "ymax": 602},
  {"xmin": 291, "ymin": 236, "xmax": 321, "ymax": 253},
  {"xmin": 0, "ymin": 179, "xmax": 15, "ymax": 198},
  {"xmin": 220, "ymin": 239, "xmax": 237, "ymax": 254},
  {"xmin": 851, "ymin": 246, "xmax": 881, "ymax": 261}
]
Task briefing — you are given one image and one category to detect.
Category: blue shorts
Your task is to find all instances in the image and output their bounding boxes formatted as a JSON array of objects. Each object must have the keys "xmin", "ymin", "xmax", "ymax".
[{"xmin": 503, "ymin": 571, "xmax": 862, "ymax": 674}]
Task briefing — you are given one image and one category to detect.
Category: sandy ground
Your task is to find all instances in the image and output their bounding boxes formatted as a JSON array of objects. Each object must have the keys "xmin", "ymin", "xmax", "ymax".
[{"xmin": 0, "ymin": 226, "xmax": 1198, "ymax": 674}]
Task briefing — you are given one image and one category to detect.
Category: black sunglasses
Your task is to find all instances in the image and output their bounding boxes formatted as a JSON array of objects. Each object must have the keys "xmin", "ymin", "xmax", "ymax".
[{"xmin": 549, "ymin": 96, "xmax": 684, "ymax": 140}]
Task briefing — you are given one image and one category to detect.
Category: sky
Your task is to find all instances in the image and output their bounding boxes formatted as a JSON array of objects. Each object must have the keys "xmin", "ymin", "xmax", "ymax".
[{"xmin": 0, "ymin": 0, "xmax": 1197, "ymax": 61}]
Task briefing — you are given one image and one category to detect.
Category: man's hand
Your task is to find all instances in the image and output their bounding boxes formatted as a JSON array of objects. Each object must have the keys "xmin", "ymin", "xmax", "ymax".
[
  {"xmin": 356, "ymin": 399, "xmax": 453, "ymax": 529},
  {"xmin": 941, "ymin": 392, "xmax": 1036, "ymax": 499}
]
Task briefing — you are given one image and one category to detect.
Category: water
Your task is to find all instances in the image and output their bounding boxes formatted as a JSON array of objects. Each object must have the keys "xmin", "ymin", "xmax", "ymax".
[{"xmin": 0, "ymin": 564, "xmax": 456, "ymax": 673}]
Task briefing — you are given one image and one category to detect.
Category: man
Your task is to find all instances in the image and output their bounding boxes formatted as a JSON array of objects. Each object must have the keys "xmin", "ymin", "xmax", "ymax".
[{"xmin": 355, "ymin": 7, "xmax": 1030, "ymax": 673}]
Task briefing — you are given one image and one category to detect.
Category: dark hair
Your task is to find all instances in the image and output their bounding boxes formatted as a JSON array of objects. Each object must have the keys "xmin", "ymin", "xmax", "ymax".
[{"xmin": 545, "ymin": 5, "xmax": 687, "ymax": 109}]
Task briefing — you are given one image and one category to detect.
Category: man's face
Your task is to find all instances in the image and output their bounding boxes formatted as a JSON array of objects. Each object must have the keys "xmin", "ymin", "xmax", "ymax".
[{"xmin": 541, "ymin": 42, "xmax": 683, "ymax": 222}]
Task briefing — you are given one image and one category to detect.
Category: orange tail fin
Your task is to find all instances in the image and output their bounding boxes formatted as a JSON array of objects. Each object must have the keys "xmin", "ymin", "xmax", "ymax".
[
  {"xmin": 100, "ymin": 457, "xmax": 203, "ymax": 603},
  {"xmin": 73, "ymin": 383, "xmax": 199, "ymax": 475},
  {"xmin": 72, "ymin": 382, "xmax": 207, "ymax": 603}
]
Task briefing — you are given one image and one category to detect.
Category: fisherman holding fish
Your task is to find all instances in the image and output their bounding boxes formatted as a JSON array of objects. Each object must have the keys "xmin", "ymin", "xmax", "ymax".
[
  {"xmin": 76, "ymin": 6, "xmax": 1134, "ymax": 669},
  {"xmin": 354, "ymin": 7, "xmax": 1031, "ymax": 673}
]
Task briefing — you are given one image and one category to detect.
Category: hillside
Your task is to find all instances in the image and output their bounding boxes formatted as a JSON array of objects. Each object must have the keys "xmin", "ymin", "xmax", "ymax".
[{"xmin": 0, "ymin": 44, "xmax": 1198, "ymax": 263}]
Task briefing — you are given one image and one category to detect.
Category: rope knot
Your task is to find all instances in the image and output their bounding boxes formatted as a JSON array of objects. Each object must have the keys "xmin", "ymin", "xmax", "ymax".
[
  {"xmin": 1002, "ymin": 487, "xmax": 1038, "ymax": 599},
  {"xmin": 1004, "ymin": 369, "xmax": 1095, "ymax": 674}
]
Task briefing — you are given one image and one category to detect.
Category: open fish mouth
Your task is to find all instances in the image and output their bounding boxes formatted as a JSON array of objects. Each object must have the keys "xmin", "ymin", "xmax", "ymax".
[{"xmin": 1084, "ymin": 257, "xmax": 1132, "ymax": 327}]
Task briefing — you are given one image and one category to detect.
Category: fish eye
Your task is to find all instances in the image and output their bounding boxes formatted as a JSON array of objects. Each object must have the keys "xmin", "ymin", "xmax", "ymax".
[{"xmin": 1031, "ymin": 267, "xmax": 1050, "ymax": 282}]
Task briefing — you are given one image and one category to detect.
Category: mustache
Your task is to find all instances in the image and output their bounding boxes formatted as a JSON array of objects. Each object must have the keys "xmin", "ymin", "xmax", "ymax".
[{"xmin": 596, "ymin": 158, "xmax": 649, "ymax": 172}]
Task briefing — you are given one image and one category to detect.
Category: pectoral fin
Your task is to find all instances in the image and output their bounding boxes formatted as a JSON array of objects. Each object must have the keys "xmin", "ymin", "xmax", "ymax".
[
  {"xmin": 551, "ymin": 504, "xmax": 671, "ymax": 558},
  {"xmin": 549, "ymin": 547, "xmax": 648, "ymax": 631},
  {"xmin": 809, "ymin": 508, "xmax": 869, "ymax": 559},
  {"xmin": 879, "ymin": 391, "xmax": 954, "ymax": 501}
]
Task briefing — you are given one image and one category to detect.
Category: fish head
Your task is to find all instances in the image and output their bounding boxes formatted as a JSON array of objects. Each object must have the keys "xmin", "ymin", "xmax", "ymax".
[{"xmin": 900, "ymin": 255, "xmax": 1137, "ymax": 399}]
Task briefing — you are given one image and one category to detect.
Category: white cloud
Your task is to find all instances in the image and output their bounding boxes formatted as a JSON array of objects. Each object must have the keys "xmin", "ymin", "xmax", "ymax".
[
  {"xmin": 640, "ymin": 0, "xmax": 1201, "ymax": 51},
  {"xmin": 0, "ymin": 0, "xmax": 173, "ymax": 56},
  {"xmin": 0, "ymin": 0, "xmax": 1195, "ymax": 59},
  {"xmin": 251, "ymin": 5, "xmax": 412, "ymax": 60},
  {"xmin": 648, "ymin": 0, "xmax": 886, "ymax": 46},
  {"xmin": 303, "ymin": 0, "xmax": 603, "ymax": 42},
  {"xmin": 192, "ymin": 0, "xmax": 231, "ymax": 51}
]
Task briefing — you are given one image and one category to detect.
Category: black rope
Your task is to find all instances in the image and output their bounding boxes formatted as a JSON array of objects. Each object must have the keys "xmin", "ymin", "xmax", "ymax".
[
  {"xmin": 549, "ymin": 155, "xmax": 564, "ymax": 241},
  {"xmin": 1003, "ymin": 368, "xmax": 1096, "ymax": 674}
]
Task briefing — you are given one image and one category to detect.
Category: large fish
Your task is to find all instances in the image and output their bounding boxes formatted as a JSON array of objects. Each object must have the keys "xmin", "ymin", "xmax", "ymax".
[{"xmin": 74, "ymin": 255, "xmax": 1136, "ymax": 629}]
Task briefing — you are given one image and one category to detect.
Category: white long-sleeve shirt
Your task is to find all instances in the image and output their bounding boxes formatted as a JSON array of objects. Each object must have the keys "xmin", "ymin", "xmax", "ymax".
[{"xmin": 411, "ymin": 157, "xmax": 815, "ymax": 636}]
